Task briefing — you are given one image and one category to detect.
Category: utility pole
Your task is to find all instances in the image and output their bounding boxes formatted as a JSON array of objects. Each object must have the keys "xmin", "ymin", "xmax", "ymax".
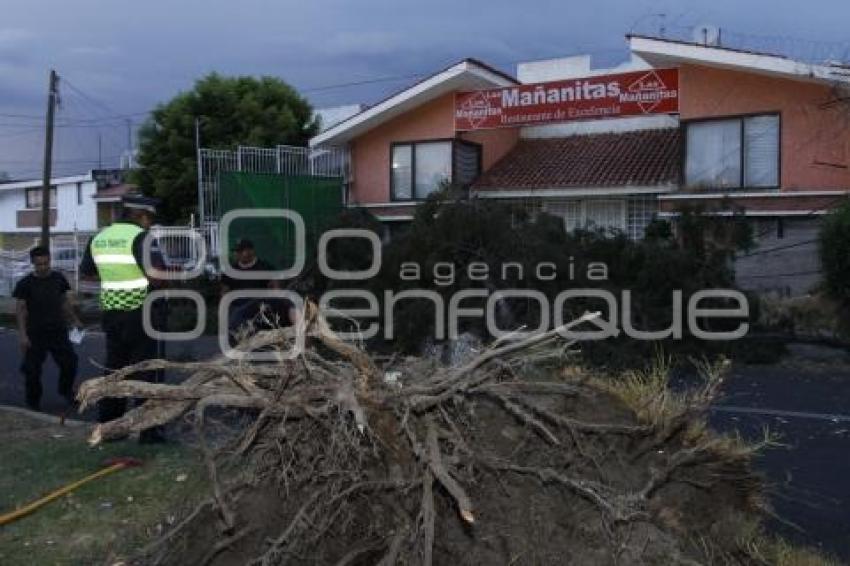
[
  {"xmin": 40, "ymin": 69, "xmax": 58, "ymax": 247},
  {"xmin": 126, "ymin": 118, "xmax": 132, "ymax": 154},
  {"xmin": 98, "ymin": 133, "xmax": 102, "ymax": 169}
]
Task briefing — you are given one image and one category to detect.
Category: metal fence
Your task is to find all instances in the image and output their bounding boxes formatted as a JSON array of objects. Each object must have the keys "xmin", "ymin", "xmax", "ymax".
[
  {"xmin": 0, "ymin": 232, "xmax": 95, "ymax": 296},
  {"xmin": 0, "ymin": 227, "xmax": 204, "ymax": 298},
  {"xmin": 631, "ymin": 25, "xmax": 850, "ymax": 66},
  {"xmin": 198, "ymin": 144, "xmax": 349, "ymax": 258},
  {"xmin": 151, "ymin": 225, "xmax": 205, "ymax": 269},
  {"xmin": 0, "ymin": 249, "xmax": 29, "ymax": 297}
]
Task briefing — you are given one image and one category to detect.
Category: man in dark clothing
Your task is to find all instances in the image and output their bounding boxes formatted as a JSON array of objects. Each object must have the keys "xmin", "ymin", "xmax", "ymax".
[
  {"xmin": 79, "ymin": 195, "xmax": 166, "ymax": 442},
  {"xmin": 221, "ymin": 239, "xmax": 297, "ymax": 336},
  {"xmin": 14, "ymin": 246, "xmax": 81, "ymax": 411}
]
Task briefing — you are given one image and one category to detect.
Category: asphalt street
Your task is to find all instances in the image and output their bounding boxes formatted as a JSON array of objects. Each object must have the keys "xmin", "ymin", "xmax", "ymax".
[
  {"xmin": 0, "ymin": 328, "xmax": 219, "ymax": 419},
  {"xmin": 0, "ymin": 332, "xmax": 848, "ymax": 561},
  {"xmin": 706, "ymin": 346, "xmax": 850, "ymax": 561}
]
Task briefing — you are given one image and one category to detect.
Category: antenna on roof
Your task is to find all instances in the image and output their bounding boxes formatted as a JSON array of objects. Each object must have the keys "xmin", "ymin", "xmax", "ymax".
[{"xmin": 693, "ymin": 24, "xmax": 722, "ymax": 47}]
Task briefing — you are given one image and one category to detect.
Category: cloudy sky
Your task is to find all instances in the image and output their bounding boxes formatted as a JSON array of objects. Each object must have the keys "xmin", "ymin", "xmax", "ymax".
[{"xmin": 1, "ymin": 0, "xmax": 848, "ymax": 178}]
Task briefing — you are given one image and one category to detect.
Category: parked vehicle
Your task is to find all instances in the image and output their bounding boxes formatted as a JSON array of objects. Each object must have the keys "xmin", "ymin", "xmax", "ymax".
[{"xmin": 50, "ymin": 247, "xmax": 80, "ymax": 272}]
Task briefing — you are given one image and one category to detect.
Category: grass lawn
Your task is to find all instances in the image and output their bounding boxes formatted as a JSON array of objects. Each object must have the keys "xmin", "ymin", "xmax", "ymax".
[{"xmin": 0, "ymin": 410, "xmax": 207, "ymax": 565}]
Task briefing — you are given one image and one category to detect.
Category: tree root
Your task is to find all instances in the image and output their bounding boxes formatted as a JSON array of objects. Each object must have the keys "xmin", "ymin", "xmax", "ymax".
[{"xmin": 75, "ymin": 304, "xmax": 756, "ymax": 566}]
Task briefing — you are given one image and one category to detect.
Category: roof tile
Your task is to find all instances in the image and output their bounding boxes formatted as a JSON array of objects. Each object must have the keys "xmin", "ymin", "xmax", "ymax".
[{"xmin": 472, "ymin": 128, "xmax": 681, "ymax": 191}]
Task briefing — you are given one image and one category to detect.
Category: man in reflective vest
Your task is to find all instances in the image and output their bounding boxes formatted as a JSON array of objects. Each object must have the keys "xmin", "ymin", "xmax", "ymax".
[{"xmin": 80, "ymin": 194, "xmax": 165, "ymax": 443}]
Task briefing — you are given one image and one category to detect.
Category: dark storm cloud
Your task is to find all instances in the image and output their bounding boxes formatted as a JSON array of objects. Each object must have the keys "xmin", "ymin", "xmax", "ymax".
[{"xmin": 1, "ymin": 0, "xmax": 849, "ymax": 177}]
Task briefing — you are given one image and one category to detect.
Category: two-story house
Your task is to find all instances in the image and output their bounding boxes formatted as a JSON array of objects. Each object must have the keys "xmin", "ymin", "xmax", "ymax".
[
  {"xmin": 309, "ymin": 32, "xmax": 850, "ymax": 295},
  {"xmin": 0, "ymin": 169, "xmax": 136, "ymax": 250}
]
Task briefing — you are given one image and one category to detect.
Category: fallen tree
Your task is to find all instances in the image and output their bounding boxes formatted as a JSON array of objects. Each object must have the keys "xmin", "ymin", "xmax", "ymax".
[{"xmin": 78, "ymin": 304, "xmax": 773, "ymax": 565}]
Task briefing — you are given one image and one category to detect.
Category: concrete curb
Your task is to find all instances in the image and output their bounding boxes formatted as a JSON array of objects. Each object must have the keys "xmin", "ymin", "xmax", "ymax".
[{"xmin": 0, "ymin": 404, "xmax": 88, "ymax": 427}]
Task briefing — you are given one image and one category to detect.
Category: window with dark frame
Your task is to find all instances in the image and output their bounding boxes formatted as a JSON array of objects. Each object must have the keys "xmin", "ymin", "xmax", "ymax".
[
  {"xmin": 24, "ymin": 186, "xmax": 57, "ymax": 209},
  {"xmin": 391, "ymin": 140, "xmax": 481, "ymax": 200},
  {"xmin": 684, "ymin": 114, "xmax": 780, "ymax": 190}
]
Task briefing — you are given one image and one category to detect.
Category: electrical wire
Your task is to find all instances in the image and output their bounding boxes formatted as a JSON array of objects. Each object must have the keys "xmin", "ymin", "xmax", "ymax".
[{"xmin": 741, "ymin": 269, "xmax": 822, "ymax": 279}]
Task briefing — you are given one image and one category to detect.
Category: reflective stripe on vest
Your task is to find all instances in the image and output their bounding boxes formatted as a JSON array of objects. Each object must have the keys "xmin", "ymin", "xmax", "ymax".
[
  {"xmin": 91, "ymin": 222, "xmax": 148, "ymax": 310},
  {"xmin": 101, "ymin": 278, "xmax": 150, "ymax": 290}
]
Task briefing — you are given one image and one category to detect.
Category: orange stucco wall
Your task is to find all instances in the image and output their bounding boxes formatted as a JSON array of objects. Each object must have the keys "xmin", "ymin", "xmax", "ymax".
[
  {"xmin": 349, "ymin": 93, "xmax": 518, "ymax": 203},
  {"xmin": 459, "ymin": 127, "xmax": 520, "ymax": 171},
  {"xmin": 680, "ymin": 64, "xmax": 850, "ymax": 191}
]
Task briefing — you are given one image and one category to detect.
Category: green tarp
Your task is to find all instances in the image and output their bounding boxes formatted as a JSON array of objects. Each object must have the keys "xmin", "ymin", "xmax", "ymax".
[{"xmin": 219, "ymin": 172, "xmax": 343, "ymax": 270}]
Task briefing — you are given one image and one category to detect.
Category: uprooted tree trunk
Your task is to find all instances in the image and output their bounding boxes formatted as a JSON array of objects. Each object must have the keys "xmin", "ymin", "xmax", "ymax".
[{"xmin": 78, "ymin": 304, "xmax": 768, "ymax": 566}]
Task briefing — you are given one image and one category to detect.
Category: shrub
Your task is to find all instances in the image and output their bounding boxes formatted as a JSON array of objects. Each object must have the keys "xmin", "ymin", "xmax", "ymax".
[
  {"xmin": 320, "ymin": 189, "xmax": 750, "ymax": 359},
  {"xmin": 819, "ymin": 200, "xmax": 850, "ymax": 307}
]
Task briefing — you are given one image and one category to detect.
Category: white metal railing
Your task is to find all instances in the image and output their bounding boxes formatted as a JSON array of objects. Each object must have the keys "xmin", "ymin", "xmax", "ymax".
[
  {"xmin": 0, "ymin": 250, "xmax": 29, "ymax": 297},
  {"xmin": 150, "ymin": 225, "xmax": 205, "ymax": 269},
  {"xmin": 0, "ymin": 231, "xmax": 95, "ymax": 296},
  {"xmin": 0, "ymin": 228, "xmax": 209, "ymax": 298},
  {"xmin": 631, "ymin": 25, "xmax": 850, "ymax": 66}
]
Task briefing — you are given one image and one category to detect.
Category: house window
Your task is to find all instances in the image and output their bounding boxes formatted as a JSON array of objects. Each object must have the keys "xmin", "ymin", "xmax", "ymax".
[
  {"xmin": 25, "ymin": 187, "xmax": 57, "ymax": 209},
  {"xmin": 391, "ymin": 140, "xmax": 481, "ymax": 200},
  {"xmin": 76, "ymin": 182, "xmax": 83, "ymax": 205},
  {"xmin": 545, "ymin": 199, "xmax": 627, "ymax": 233},
  {"xmin": 685, "ymin": 114, "xmax": 779, "ymax": 189},
  {"xmin": 391, "ymin": 145, "xmax": 413, "ymax": 199}
]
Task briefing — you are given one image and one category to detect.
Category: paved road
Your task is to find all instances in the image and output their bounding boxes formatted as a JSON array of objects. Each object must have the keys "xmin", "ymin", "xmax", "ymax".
[
  {"xmin": 706, "ymin": 347, "xmax": 850, "ymax": 561},
  {"xmin": 0, "ymin": 328, "xmax": 219, "ymax": 418},
  {"xmin": 0, "ymin": 332, "xmax": 848, "ymax": 560}
]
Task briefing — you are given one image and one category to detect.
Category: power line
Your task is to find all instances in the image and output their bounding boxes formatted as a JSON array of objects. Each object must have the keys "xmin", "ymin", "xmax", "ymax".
[
  {"xmin": 0, "ymin": 155, "xmax": 123, "ymax": 165},
  {"xmin": 0, "ymin": 111, "xmax": 44, "ymax": 120},
  {"xmin": 300, "ymin": 47, "xmax": 626, "ymax": 96},
  {"xmin": 747, "ymin": 193, "xmax": 850, "ymax": 241},
  {"xmin": 738, "ymin": 238, "xmax": 819, "ymax": 258},
  {"xmin": 741, "ymin": 269, "xmax": 822, "ymax": 279},
  {"xmin": 0, "ymin": 74, "xmax": 138, "ymax": 177},
  {"xmin": 302, "ymin": 73, "xmax": 426, "ymax": 94},
  {"xmin": 0, "ymin": 126, "xmax": 43, "ymax": 138},
  {"xmin": 57, "ymin": 84, "xmax": 130, "ymax": 162},
  {"xmin": 0, "ymin": 110, "xmax": 152, "ymax": 125},
  {"xmin": 61, "ymin": 78, "xmax": 119, "ymax": 116}
]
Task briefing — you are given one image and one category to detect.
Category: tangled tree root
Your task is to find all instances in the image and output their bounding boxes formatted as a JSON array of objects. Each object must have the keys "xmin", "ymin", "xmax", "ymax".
[{"xmin": 78, "ymin": 305, "xmax": 771, "ymax": 565}]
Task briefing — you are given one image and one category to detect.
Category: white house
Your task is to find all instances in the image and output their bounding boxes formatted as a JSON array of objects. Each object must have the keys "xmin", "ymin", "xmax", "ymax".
[{"xmin": 0, "ymin": 173, "xmax": 97, "ymax": 247}]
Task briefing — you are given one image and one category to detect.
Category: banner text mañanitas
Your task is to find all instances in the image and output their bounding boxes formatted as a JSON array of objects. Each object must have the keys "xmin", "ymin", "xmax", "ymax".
[{"xmin": 454, "ymin": 68, "xmax": 679, "ymax": 130}]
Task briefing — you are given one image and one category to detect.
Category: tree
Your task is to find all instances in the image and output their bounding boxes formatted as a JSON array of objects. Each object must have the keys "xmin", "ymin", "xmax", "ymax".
[
  {"xmin": 819, "ymin": 199, "xmax": 850, "ymax": 306},
  {"xmin": 321, "ymin": 187, "xmax": 743, "ymax": 357},
  {"xmin": 135, "ymin": 73, "xmax": 319, "ymax": 222}
]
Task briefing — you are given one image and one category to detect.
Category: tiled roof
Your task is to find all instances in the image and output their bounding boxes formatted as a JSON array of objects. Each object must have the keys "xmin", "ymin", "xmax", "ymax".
[{"xmin": 472, "ymin": 128, "xmax": 681, "ymax": 191}]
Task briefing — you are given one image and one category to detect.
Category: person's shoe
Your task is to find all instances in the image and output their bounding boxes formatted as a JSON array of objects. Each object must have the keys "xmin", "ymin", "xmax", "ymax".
[{"xmin": 138, "ymin": 428, "xmax": 167, "ymax": 444}]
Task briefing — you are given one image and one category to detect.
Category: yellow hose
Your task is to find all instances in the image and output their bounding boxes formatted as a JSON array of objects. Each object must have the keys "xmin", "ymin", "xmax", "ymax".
[{"xmin": 0, "ymin": 462, "xmax": 128, "ymax": 526}]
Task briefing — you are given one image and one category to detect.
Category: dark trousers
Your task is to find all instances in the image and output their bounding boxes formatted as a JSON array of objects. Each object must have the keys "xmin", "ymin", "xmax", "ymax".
[
  {"xmin": 98, "ymin": 307, "xmax": 163, "ymax": 423},
  {"xmin": 21, "ymin": 328, "xmax": 78, "ymax": 410}
]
